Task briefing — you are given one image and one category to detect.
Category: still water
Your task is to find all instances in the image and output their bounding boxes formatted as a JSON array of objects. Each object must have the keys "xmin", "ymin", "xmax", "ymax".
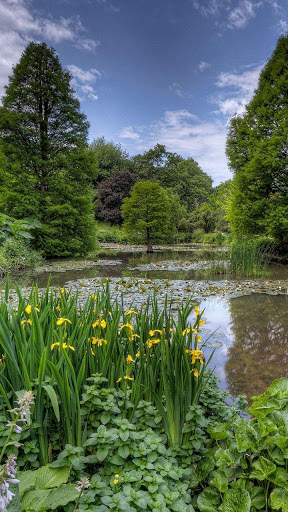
[{"xmin": 2, "ymin": 245, "xmax": 288, "ymax": 399}]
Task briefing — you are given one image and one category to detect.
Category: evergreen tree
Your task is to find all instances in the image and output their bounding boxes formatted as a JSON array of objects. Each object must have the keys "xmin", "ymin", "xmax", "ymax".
[
  {"xmin": 0, "ymin": 41, "xmax": 97, "ymax": 256},
  {"xmin": 227, "ymin": 35, "xmax": 288, "ymax": 247}
]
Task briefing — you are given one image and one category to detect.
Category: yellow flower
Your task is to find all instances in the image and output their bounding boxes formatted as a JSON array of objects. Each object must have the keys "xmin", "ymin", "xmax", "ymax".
[
  {"xmin": 131, "ymin": 334, "xmax": 140, "ymax": 340},
  {"xmin": 62, "ymin": 343, "xmax": 75, "ymax": 351},
  {"xmin": 51, "ymin": 342, "xmax": 75, "ymax": 351},
  {"xmin": 57, "ymin": 318, "xmax": 72, "ymax": 326},
  {"xmin": 125, "ymin": 309, "xmax": 138, "ymax": 316},
  {"xmin": 115, "ymin": 474, "xmax": 119, "ymax": 478},
  {"xmin": 199, "ymin": 319, "xmax": 205, "ymax": 326},
  {"xmin": 21, "ymin": 319, "xmax": 32, "ymax": 326},
  {"xmin": 169, "ymin": 328, "xmax": 174, "ymax": 333},
  {"xmin": 194, "ymin": 306, "xmax": 200, "ymax": 316},
  {"xmin": 117, "ymin": 377, "xmax": 122, "ymax": 383},
  {"xmin": 146, "ymin": 338, "xmax": 161, "ymax": 348},
  {"xmin": 191, "ymin": 368, "xmax": 199, "ymax": 377},
  {"xmin": 120, "ymin": 323, "xmax": 133, "ymax": 331},
  {"xmin": 93, "ymin": 319, "xmax": 107, "ymax": 329},
  {"xmin": 182, "ymin": 328, "xmax": 191, "ymax": 336},
  {"xmin": 91, "ymin": 338, "xmax": 107, "ymax": 347},
  {"xmin": 60, "ymin": 288, "xmax": 68, "ymax": 294},
  {"xmin": 149, "ymin": 329, "xmax": 163, "ymax": 337},
  {"xmin": 56, "ymin": 306, "xmax": 61, "ymax": 312},
  {"xmin": 191, "ymin": 348, "xmax": 204, "ymax": 365},
  {"xmin": 124, "ymin": 375, "xmax": 134, "ymax": 381},
  {"xmin": 135, "ymin": 351, "xmax": 140, "ymax": 357},
  {"xmin": 196, "ymin": 335, "xmax": 202, "ymax": 343},
  {"xmin": 126, "ymin": 354, "xmax": 135, "ymax": 364},
  {"xmin": 114, "ymin": 479, "xmax": 119, "ymax": 484},
  {"xmin": 25, "ymin": 305, "xmax": 32, "ymax": 314}
]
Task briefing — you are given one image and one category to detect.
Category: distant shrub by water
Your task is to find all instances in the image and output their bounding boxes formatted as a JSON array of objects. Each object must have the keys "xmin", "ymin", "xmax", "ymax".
[{"xmin": 229, "ymin": 236, "xmax": 273, "ymax": 277}]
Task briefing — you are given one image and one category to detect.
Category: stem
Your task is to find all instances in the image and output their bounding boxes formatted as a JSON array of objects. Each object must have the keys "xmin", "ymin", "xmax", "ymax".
[
  {"xmin": 72, "ymin": 490, "xmax": 82, "ymax": 512},
  {"xmin": 0, "ymin": 413, "xmax": 19, "ymax": 464}
]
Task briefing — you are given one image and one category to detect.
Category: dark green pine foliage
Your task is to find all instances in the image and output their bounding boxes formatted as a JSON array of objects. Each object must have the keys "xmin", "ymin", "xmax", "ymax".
[
  {"xmin": 0, "ymin": 41, "xmax": 97, "ymax": 257},
  {"xmin": 227, "ymin": 35, "xmax": 288, "ymax": 247}
]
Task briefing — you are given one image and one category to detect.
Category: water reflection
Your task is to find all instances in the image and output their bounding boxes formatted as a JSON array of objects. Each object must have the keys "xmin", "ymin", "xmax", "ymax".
[{"xmin": 225, "ymin": 294, "xmax": 288, "ymax": 398}]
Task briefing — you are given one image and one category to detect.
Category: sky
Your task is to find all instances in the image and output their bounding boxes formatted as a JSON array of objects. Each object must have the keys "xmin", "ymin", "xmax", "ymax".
[{"xmin": 0, "ymin": 0, "xmax": 287, "ymax": 184}]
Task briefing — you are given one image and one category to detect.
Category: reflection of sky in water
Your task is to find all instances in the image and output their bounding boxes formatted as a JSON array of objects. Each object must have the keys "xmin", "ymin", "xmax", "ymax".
[
  {"xmin": 194, "ymin": 294, "xmax": 288, "ymax": 399},
  {"xmin": 188, "ymin": 297, "xmax": 232, "ymax": 392}
]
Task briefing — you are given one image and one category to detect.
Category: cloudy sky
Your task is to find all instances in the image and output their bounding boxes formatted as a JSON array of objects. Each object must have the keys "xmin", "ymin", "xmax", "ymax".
[{"xmin": 0, "ymin": 0, "xmax": 287, "ymax": 183}]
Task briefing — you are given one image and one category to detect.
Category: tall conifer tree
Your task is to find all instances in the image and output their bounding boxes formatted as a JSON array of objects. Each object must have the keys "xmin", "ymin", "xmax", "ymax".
[
  {"xmin": 0, "ymin": 41, "xmax": 96, "ymax": 256},
  {"xmin": 227, "ymin": 35, "xmax": 288, "ymax": 246}
]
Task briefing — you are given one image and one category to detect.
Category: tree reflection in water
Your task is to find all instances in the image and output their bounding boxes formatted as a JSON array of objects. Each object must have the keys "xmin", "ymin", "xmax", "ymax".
[{"xmin": 225, "ymin": 294, "xmax": 288, "ymax": 398}]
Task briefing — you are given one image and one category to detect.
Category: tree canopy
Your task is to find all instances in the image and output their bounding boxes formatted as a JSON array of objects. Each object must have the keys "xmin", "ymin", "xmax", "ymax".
[
  {"xmin": 97, "ymin": 170, "xmax": 137, "ymax": 225},
  {"xmin": 133, "ymin": 144, "xmax": 212, "ymax": 211},
  {"xmin": 121, "ymin": 181, "xmax": 171, "ymax": 252},
  {"xmin": 0, "ymin": 41, "xmax": 96, "ymax": 256},
  {"xmin": 226, "ymin": 35, "xmax": 288, "ymax": 246}
]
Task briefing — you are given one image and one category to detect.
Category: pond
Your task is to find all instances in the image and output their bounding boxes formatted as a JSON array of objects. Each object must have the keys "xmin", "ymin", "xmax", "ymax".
[{"xmin": 2, "ymin": 243, "xmax": 288, "ymax": 400}]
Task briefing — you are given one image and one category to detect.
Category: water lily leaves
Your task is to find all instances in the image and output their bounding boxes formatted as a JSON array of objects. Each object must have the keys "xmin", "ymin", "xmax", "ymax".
[{"xmin": 222, "ymin": 488, "xmax": 251, "ymax": 512}]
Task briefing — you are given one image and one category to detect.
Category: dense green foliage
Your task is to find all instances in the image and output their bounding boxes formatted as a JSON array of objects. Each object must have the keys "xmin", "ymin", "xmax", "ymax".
[
  {"xmin": 0, "ymin": 42, "xmax": 96, "ymax": 257},
  {"xmin": 133, "ymin": 144, "xmax": 212, "ymax": 211},
  {"xmin": 122, "ymin": 181, "xmax": 172, "ymax": 251},
  {"xmin": 227, "ymin": 35, "xmax": 288, "ymax": 248},
  {"xmin": 90, "ymin": 137, "xmax": 133, "ymax": 183}
]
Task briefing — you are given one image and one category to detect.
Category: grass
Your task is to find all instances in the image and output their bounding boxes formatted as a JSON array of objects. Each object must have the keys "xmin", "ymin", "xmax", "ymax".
[{"xmin": 229, "ymin": 236, "xmax": 273, "ymax": 277}]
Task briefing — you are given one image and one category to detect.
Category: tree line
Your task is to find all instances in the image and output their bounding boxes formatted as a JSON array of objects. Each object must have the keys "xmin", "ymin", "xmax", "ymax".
[{"xmin": 0, "ymin": 35, "xmax": 287, "ymax": 257}]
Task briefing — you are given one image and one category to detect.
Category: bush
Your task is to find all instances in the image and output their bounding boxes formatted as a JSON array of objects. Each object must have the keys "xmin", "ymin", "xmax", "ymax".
[
  {"xmin": 0, "ymin": 238, "xmax": 42, "ymax": 273},
  {"xmin": 229, "ymin": 236, "xmax": 273, "ymax": 277}
]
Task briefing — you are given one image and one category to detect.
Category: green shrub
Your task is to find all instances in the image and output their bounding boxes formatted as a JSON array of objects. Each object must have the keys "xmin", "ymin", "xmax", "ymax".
[{"xmin": 0, "ymin": 238, "xmax": 42, "ymax": 273}]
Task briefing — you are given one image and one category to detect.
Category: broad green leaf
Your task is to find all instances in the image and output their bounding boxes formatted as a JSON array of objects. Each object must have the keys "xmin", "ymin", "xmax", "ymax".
[
  {"xmin": 209, "ymin": 471, "xmax": 229, "ymax": 493},
  {"xmin": 35, "ymin": 465, "xmax": 70, "ymax": 490},
  {"xmin": 197, "ymin": 488, "xmax": 221, "ymax": 512},
  {"xmin": 20, "ymin": 488, "xmax": 51, "ymax": 511},
  {"xmin": 222, "ymin": 488, "xmax": 251, "ymax": 512},
  {"xmin": 97, "ymin": 447, "xmax": 109, "ymax": 461},
  {"xmin": 195, "ymin": 458, "xmax": 215, "ymax": 482},
  {"xmin": 19, "ymin": 470, "xmax": 38, "ymax": 495},
  {"xmin": 270, "ymin": 488, "xmax": 288, "ymax": 512},
  {"xmin": 118, "ymin": 445, "xmax": 130, "ymax": 459},
  {"xmin": 249, "ymin": 486, "xmax": 266, "ymax": 510},
  {"xmin": 268, "ymin": 378, "xmax": 288, "ymax": 398},
  {"xmin": 235, "ymin": 419, "xmax": 258, "ymax": 452},
  {"xmin": 250, "ymin": 456, "xmax": 276, "ymax": 480}
]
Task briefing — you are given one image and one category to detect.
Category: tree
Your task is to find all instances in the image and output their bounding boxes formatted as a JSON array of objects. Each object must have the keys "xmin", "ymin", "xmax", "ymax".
[
  {"xmin": 0, "ymin": 41, "xmax": 97, "ymax": 256},
  {"xmin": 226, "ymin": 35, "xmax": 288, "ymax": 247},
  {"xmin": 121, "ymin": 181, "xmax": 171, "ymax": 252},
  {"xmin": 97, "ymin": 171, "xmax": 137, "ymax": 225},
  {"xmin": 90, "ymin": 137, "xmax": 133, "ymax": 182},
  {"xmin": 133, "ymin": 145, "xmax": 212, "ymax": 210}
]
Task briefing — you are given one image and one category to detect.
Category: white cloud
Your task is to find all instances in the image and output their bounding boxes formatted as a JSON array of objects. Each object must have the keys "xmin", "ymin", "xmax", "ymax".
[
  {"xmin": 227, "ymin": 0, "xmax": 257, "ymax": 29},
  {"xmin": 192, "ymin": 0, "xmax": 284, "ymax": 31},
  {"xmin": 168, "ymin": 82, "xmax": 184, "ymax": 97},
  {"xmin": 118, "ymin": 126, "xmax": 141, "ymax": 140},
  {"xmin": 213, "ymin": 64, "xmax": 263, "ymax": 115},
  {"xmin": 216, "ymin": 65, "xmax": 263, "ymax": 95},
  {"xmin": 119, "ymin": 110, "xmax": 228, "ymax": 184},
  {"xmin": 0, "ymin": 0, "xmax": 99, "ymax": 98},
  {"xmin": 199, "ymin": 61, "xmax": 210, "ymax": 72},
  {"xmin": 279, "ymin": 19, "xmax": 288, "ymax": 32},
  {"xmin": 67, "ymin": 65, "xmax": 101, "ymax": 102}
]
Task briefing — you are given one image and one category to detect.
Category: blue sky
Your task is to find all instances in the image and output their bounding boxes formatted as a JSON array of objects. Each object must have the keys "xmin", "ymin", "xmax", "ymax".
[{"xmin": 0, "ymin": 0, "xmax": 287, "ymax": 183}]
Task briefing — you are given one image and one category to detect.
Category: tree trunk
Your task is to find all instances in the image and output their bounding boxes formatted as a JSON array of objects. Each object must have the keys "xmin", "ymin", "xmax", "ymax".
[{"xmin": 146, "ymin": 227, "xmax": 153, "ymax": 253}]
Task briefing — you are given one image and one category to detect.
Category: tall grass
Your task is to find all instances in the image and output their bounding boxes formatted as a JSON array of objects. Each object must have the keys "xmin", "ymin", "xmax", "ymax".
[
  {"xmin": 229, "ymin": 237, "xmax": 273, "ymax": 277},
  {"xmin": 0, "ymin": 280, "xmax": 211, "ymax": 463}
]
